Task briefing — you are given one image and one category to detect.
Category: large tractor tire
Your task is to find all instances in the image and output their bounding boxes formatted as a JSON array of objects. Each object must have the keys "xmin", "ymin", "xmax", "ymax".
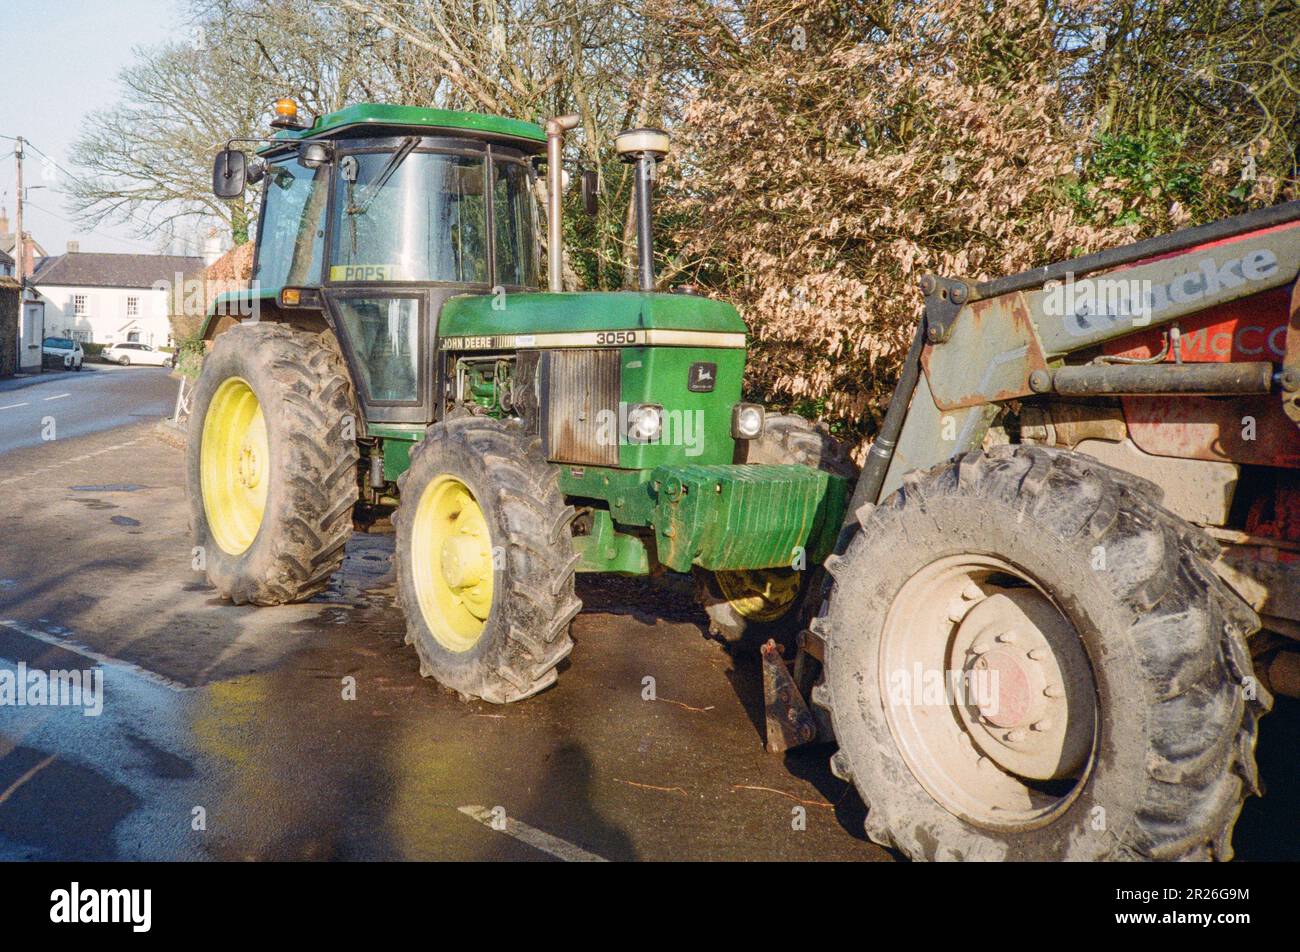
[
  {"xmin": 695, "ymin": 414, "xmax": 856, "ymax": 645},
  {"xmin": 188, "ymin": 323, "xmax": 359, "ymax": 605},
  {"xmin": 817, "ymin": 444, "xmax": 1269, "ymax": 861},
  {"xmin": 394, "ymin": 417, "xmax": 580, "ymax": 703}
]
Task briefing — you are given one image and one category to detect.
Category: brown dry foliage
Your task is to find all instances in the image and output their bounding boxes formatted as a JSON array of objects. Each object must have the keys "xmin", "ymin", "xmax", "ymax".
[{"xmin": 661, "ymin": 0, "xmax": 1298, "ymax": 438}]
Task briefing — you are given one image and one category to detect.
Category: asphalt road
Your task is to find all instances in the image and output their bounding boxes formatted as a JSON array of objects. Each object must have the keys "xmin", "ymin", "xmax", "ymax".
[
  {"xmin": 0, "ymin": 404, "xmax": 881, "ymax": 861},
  {"xmin": 0, "ymin": 377, "xmax": 1294, "ymax": 862},
  {"xmin": 0, "ymin": 364, "xmax": 176, "ymax": 455}
]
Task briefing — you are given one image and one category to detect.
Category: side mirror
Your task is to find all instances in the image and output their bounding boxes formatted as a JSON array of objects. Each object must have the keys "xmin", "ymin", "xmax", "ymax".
[
  {"xmin": 212, "ymin": 149, "xmax": 247, "ymax": 199},
  {"xmin": 580, "ymin": 168, "xmax": 599, "ymax": 216}
]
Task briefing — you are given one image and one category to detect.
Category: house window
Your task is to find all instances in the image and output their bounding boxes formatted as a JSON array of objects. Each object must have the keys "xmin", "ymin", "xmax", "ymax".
[
  {"xmin": 73, "ymin": 294, "xmax": 87, "ymax": 315},
  {"xmin": 126, "ymin": 296, "xmax": 139, "ymax": 317}
]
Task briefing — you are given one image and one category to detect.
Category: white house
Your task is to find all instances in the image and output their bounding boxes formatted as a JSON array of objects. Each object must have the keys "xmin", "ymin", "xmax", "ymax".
[{"xmin": 32, "ymin": 250, "xmax": 204, "ymax": 347}]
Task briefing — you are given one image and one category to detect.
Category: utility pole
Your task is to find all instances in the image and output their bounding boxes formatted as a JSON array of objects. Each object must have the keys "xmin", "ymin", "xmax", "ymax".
[{"xmin": 13, "ymin": 136, "xmax": 23, "ymax": 287}]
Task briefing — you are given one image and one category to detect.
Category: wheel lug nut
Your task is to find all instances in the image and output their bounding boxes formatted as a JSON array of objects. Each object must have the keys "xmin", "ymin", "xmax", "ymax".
[
  {"xmin": 971, "ymin": 642, "xmax": 992, "ymax": 655},
  {"xmin": 1044, "ymin": 684, "xmax": 1064, "ymax": 699},
  {"xmin": 947, "ymin": 600, "xmax": 968, "ymax": 622},
  {"xmin": 1032, "ymin": 719, "xmax": 1052, "ymax": 732},
  {"xmin": 997, "ymin": 631, "xmax": 1018, "ymax": 644},
  {"xmin": 1028, "ymin": 647, "xmax": 1050, "ymax": 661},
  {"xmin": 962, "ymin": 582, "xmax": 983, "ymax": 601},
  {"xmin": 1006, "ymin": 729, "xmax": 1027, "ymax": 743}
]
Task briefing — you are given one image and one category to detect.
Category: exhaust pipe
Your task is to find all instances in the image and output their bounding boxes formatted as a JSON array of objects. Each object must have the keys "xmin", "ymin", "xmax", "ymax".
[
  {"xmin": 615, "ymin": 128, "xmax": 671, "ymax": 292},
  {"xmin": 545, "ymin": 115, "xmax": 581, "ymax": 292}
]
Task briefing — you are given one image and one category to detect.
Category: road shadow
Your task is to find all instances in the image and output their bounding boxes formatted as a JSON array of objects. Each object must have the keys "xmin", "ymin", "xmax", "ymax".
[{"xmin": 523, "ymin": 741, "xmax": 639, "ymax": 861}]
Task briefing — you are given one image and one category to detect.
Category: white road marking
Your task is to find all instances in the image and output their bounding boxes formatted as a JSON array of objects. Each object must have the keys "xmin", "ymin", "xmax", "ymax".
[
  {"xmin": 458, "ymin": 805, "xmax": 609, "ymax": 862},
  {"xmin": 0, "ymin": 754, "xmax": 57, "ymax": 807},
  {"xmin": 0, "ymin": 403, "xmax": 30, "ymax": 410},
  {"xmin": 0, "ymin": 436, "xmax": 143, "ymax": 486},
  {"xmin": 43, "ymin": 393, "xmax": 70, "ymax": 402},
  {"xmin": 0, "ymin": 619, "xmax": 187, "ymax": 692}
]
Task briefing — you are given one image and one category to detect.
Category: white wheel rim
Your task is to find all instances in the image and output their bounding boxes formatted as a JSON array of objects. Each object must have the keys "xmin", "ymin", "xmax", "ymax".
[{"xmin": 879, "ymin": 554, "xmax": 1098, "ymax": 830}]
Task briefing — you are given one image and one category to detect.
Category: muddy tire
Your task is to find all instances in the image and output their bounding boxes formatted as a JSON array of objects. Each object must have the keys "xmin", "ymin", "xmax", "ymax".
[
  {"xmin": 818, "ymin": 444, "xmax": 1269, "ymax": 861},
  {"xmin": 187, "ymin": 322, "xmax": 359, "ymax": 605},
  {"xmin": 394, "ymin": 417, "xmax": 579, "ymax": 703},
  {"xmin": 695, "ymin": 414, "xmax": 856, "ymax": 644}
]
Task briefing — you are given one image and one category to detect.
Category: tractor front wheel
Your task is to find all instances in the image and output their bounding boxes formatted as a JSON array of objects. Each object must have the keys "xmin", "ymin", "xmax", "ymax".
[
  {"xmin": 818, "ymin": 445, "xmax": 1269, "ymax": 860},
  {"xmin": 187, "ymin": 322, "xmax": 359, "ymax": 605},
  {"xmin": 394, "ymin": 417, "xmax": 580, "ymax": 703}
]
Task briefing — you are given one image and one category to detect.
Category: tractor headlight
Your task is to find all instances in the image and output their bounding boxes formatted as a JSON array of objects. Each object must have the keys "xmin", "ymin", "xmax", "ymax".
[
  {"xmin": 732, "ymin": 403, "xmax": 765, "ymax": 440},
  {"xmin": 626, "ymin": 403, "xmax": 663, "ymax": 443}
]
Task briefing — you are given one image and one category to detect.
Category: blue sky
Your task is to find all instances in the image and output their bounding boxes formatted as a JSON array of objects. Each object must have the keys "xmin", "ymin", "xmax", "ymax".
[{"xmin": 0, "ymin": 0, "xmax": 186, "ymax": 256}]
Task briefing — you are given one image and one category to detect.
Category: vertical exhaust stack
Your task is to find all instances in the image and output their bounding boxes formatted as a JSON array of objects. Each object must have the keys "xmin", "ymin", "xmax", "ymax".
[
  {"xmin": 615, "ymin": 128, "xmax": 671, "ymax": 292},
  {"xmin": 545, "ymin": 115, "xmax": 581, "ymax": 292}
]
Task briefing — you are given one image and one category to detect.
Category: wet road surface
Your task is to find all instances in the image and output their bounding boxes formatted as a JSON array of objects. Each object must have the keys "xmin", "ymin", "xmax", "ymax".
[
  {"xmin": 0, "ymin": 413, "xmax": 1295, "ymax": 861},
  {"xmin": 0, "ymin": 420, "xmax": 881, "ymax": 860},
  {"xmin": 0, "ymin": 364, "xmax": 175, "ymax": 455}
]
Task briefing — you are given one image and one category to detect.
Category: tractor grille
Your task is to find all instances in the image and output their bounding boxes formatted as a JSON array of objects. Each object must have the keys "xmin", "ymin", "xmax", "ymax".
[{"xmin": 539, "ymin": 349, "xmax": 621, "ymax": 466}]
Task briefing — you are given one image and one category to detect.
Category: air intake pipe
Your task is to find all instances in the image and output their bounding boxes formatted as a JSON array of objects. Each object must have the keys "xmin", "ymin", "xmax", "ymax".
[
  {"xmin": 615, "ymin": 128, "xmax": 671, "ymax": 292},
  {"xmin": 545, "ymin": 115, "xmax": 581, "ymax": 292}
]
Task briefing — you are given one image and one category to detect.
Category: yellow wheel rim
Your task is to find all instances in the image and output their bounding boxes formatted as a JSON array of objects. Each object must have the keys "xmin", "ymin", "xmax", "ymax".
[
  {"xmin": 715, "ymin": 568, "xmax": 801, "ymax": 621},
  {"xmin": 200, "ymin": 377, "xmax": 269, "ymax": 555},
  {"xmin": 410, "ymin": 475, "xmax": 495, "ymax": 652}
]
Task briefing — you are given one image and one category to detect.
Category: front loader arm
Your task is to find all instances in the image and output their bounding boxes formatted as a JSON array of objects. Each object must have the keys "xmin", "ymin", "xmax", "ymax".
[{"xmin": 852, "ymin": 200, "xmax": 1300, "ymax": 511}]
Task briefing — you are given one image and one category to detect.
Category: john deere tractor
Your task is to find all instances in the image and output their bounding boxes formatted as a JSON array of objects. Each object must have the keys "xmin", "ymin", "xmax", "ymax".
[{"xmin": 194, "ymin": 102, "xmax": 850, "ymax": 703}]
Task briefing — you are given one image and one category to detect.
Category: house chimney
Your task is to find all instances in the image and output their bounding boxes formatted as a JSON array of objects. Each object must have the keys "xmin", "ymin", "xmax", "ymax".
[
  {"xmin": 0, "ymin": 205, "xmax": 8, "ymax": 238},
  {"xmin": 67, "ymin": 240, "xmax": 79, "ymax": 254}
]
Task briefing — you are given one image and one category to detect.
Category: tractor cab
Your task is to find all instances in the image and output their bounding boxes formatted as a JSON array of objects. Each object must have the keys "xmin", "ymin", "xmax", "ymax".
[{"xmin": 210, "ymin": 102, "xmax": 546, "ymax": 424}]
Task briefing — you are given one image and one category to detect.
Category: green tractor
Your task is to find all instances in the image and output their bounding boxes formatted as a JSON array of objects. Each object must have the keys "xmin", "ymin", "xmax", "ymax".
[{"xmin": 195, "ymin": 101, "xmax": 852, "ymax": 703}]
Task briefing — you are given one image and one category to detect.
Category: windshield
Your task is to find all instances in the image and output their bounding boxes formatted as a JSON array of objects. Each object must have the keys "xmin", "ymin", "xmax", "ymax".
[
  {"xmin": 254, "ymin": 157, "xmax": 329, "ymax": 288},
  {"xmin": 332, "ymin": 150, "xmax": 517, "ymax": 286}
]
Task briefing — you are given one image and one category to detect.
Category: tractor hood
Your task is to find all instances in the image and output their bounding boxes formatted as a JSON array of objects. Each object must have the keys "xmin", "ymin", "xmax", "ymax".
[{"xmin": 438, "ymin": 291, "xmax": 747, "ymax": 348}]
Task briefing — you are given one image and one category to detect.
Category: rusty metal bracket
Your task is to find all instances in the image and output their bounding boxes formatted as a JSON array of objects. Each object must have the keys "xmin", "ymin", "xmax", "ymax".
[
  {"xmin": 919, "ymin": 274, "xmax": 971, "ymax": 345},
  {"xmin": 922, "ymin": 290, "xmax": 1051, "ymax": 410},
  {"xmin": 761, "ymin": 639, "xmax": 818, "ymax": 753}
]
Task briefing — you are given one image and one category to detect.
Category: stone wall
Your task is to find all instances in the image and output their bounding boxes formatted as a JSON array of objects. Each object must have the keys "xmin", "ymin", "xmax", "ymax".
[{"xmin": 0, "ymin": 281, "xmax": 18, "ymax": 378}]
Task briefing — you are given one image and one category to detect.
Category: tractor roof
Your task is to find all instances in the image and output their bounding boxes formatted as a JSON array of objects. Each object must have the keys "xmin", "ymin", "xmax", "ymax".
[{"xmin": 262, "ymin": 103, "xmax": 547, "ymax": 154}]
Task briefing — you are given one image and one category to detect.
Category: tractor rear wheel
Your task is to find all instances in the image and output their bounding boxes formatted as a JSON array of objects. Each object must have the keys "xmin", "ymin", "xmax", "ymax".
[
  {"xmin": 817, "ymin": 445, "xmax": 1269, "ymax": 860},
  {"xmin": 394, "ymin": 417, "xmax": 580, "ymax": 703},
  {"xmin": 694, "ymin": 414, "xmax": 855, "ymax": 645},
  {"xmin": 187, "ymin": 322, "xmax": 359, "ymax": 605}
]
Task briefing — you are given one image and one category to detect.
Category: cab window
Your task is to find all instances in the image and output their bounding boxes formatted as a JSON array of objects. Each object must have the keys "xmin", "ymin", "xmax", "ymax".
[{"xmin": 254, "ymin": 156, "xmax": 329, "ymax": 288}]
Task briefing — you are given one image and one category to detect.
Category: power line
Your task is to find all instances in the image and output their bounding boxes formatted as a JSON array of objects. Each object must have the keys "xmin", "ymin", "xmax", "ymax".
[
  {"xmin": 23, "ymin": 200, "xmax": 166, "ymax": 253},
  {"xmin": 16, "ymin": 139, "xmax": 207, "ymax": 254},
  {"xmin": 22, "ymin": 140, "xmax": 178, "ymax": 238}
]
